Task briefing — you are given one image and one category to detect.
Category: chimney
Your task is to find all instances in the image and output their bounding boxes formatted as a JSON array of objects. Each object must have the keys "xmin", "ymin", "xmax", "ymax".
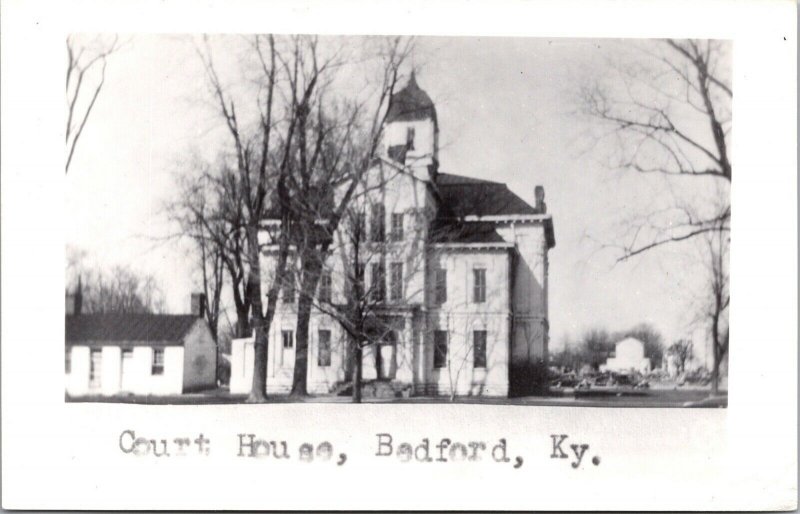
[
  {"xmin": 66, "ymin": 276, "xmax": 83, "ymax": 316},
  {"xmin": 191, "ymin": 293, "xmax": 207, "ymax": 318},
  {"xmin": 534, "ymin": 185, "xmax": 546, "ymax": 214}
]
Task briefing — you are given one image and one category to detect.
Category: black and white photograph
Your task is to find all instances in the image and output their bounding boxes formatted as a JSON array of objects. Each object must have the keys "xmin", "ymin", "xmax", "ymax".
[
  {"xmin": 64, "ymin": 35, "xmax": 730, "ymax": 407},
  {"xmin": 2, "ymin": 0, "xmax": 796, "ymax": 511}
]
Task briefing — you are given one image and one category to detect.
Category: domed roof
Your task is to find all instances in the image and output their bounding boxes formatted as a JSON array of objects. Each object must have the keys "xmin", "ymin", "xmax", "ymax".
[{"xmin": 386, "ymin": 72, "xmax": 437, "ymax": 123}]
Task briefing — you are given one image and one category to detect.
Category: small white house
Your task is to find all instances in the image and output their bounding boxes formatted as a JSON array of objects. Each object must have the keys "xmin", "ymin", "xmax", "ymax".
[
  {"xmin": 65, "ymin": 294, "xmax": 217, "ymax": 397},
  {"xmin": 600, "ymin": 337, "xmax": 651, "ymax": 374}
]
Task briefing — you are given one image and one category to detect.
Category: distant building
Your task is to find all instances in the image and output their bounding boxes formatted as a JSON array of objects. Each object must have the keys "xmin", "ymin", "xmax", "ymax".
[
  {"xmin": 230, "ymin": 74, "xmax": 556, "ymax": 397},
  {"xmin": 65, "ymin": 292, "xmax": 217, "ymax": 396},
  {"xmin": 600, "ymin": 337, "xmax": 651, "ymax": 374}
]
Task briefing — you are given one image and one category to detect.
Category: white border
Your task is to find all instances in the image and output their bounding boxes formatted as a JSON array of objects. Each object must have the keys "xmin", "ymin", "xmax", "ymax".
[{"xmin": 1, "ymin": 0, "xmax": 797, "ymax": 510}]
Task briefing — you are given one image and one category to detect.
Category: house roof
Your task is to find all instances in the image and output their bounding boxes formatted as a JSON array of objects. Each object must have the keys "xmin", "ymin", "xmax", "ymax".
[
  {"xmin": 387, "ymin": 144, "xmax": 408, "ymax": 164},
  {"xmin": 436, "ymin": 173, "xmax": 539, "ymax": 217},
  {"xmin": 386, "ymin": 73, "xmax": 437, "ymax": 123},
  {"xmin": 65, "ymin": 314, "xmax": 201, "ymax": 347},
  {"xmin": 429, "ymin": 219, "xmax": 506, "ymax": 244}
]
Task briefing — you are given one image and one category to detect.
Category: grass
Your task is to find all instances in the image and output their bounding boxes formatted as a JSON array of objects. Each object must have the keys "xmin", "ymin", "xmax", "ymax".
[{"xmin": 66, "ymin": 386, "xmax": 727, "ymax": 407}]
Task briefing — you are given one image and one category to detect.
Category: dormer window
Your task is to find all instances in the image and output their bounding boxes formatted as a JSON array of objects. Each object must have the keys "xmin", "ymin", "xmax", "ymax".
[{"xmin": 406, "ymin": 127, "xmax": 415, "ymax": 150}]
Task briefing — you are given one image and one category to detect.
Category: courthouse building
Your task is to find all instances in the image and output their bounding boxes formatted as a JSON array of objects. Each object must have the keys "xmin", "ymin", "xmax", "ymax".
[{"xmin": 230, "ymin": 74, "xmax": 555, "ymax": 397}]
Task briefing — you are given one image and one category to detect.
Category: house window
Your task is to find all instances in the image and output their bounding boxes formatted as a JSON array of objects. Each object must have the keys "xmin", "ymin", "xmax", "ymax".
[
  {"xmin": 473, "ymin": 330, "xmax": 487, "ymax": 368},
  {"xmin": 354, "ymin": 262, "xmax": 366, "ymax": 294},
  {"xmin": 282, "ymin": 330, "xmax": 294, "ymax": 349},
  {"xmin": 65, "ymin": 349, "xmax": 71, "ymax": 374},
  {"xmin": 434, "ymin": 330, "xmax": 448, "ymax": 369},
  {"xmin": 89, "ymin": 348, "xmax": 102, "ymax": 388},
  {"xmin": 318, "ymin": 272, "xmax": 332, "ymax": 303},
  {"xmin": 283, "ymin": 270, "xmax": 296, "ymax": 304},
  {"xmin": 370, "ymin": 204, "xmax": 385, "ymax": 242},
  {"xmin": 406, "ymin": 127, "xmax": 415, "ymax": 150},
  {"xmin": 356, "ymin": 212, "xmax": 367, "ymax": 240},
  {"xmin": 370, "ymin": 262, "xmax": 385, "ymax": 302},
  {"xmin": 152, "ymin": 348, "xmax": 164, "ymax": 375},
  {"xmin": 473, "ymin": 268, "xmax": 486, "ymax": 303},
  {"xmin": 390, "ymin": 262, "xmax": 403, "ymax": 301},
  {"xmin": 318, "ymin": 330, "xmax": 332, "ymax": 367},
  {"xmin": 434, "ymin": 268, "xmax": 447, "ymax": 304},
  {"xmin": 391, "ymin": 213, "xmax": 404, "ymax": 241},
  {"xmin": 281, "ymin": 330, "xmax": 294, "ymax": 367}
]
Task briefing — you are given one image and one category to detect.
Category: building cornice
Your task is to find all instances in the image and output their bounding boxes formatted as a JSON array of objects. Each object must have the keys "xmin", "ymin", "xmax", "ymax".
[
  {"xmin": 463, "ymin": 214, "xmax": 552, "ymax": 223},
  {"xmin": 430, "ymin": 242, "xmax": 515, "ymax": 251},
  {"xmin": 461, "ymin": 214, "xmax": 556, "ymax": 249}
]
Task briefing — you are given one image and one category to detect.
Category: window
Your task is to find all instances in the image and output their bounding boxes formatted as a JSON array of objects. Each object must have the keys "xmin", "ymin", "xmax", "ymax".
[
  {"xmin": 473, "ymin": 330, "xmax": 487, "ymax": 368},
  {"xmin": 65, "ymin": 348, "xmax": 71, "ymax": 374},
  {"xmin": 354, "ymin": 262, "xmax": 366, "ymax": 293},
  {"xmin": 152, "ymin": 348, "xmax": 164, "ymax": 375},
  {"xmin": 370, "ymin": 262, "xmax": 385, "ymax": 302},
  {"xmin": 283, "ymin": 270, "xmax": 296, "ymax": 303},
  {"xmin": 370, "ymin": 204, "xmax": 385, "ymax": 242},
  {"xmin": 89, "ymin": 348, "xmax": 102, "ymax": 388},
  {"xmin": 434, "ymin": 268, "xmax": 447, "ymax": 304},
  {"xmin": 434, "ymin": 330, "xmax": 448, "ymax": 369},
  {"xmin": 281, "ymin": 330, "xmax": 294, "ymax": 367},
  {"xmin": 282, "ymin": 330, "xmax": 294, "ymax": 349},
  {"xmin": 473, "ymin": 268, "xmax": 486, "ymax": 303},
  {"xmin": 391, "ymin": 213, "xmax": 404, "ymax": 241},
  {"xmin": 318, "ymin": 272, "xmax": 332, "ymax": 303},
  {"xmin": 356, "ymin": 212, "xmax": 367, "ymax": 240},
  {"xmin": 406, "ymin": 127, "xmax": 415, "ymax": 150},
  {"xmin": 390, "ymin": 262, "xmax": 403, "ymax": 301},
  {"xmin": 318, "ymin": 330, "xmax": 332, "ymax": 367}
]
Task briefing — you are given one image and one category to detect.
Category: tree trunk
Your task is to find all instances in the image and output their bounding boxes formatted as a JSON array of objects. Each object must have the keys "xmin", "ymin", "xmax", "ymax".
[
  {"xmin": 290, "ymin": 254, "xmax": 323, "ymax": 397},
  {"xmin": 246, "ymin": 225, "xmax": 269, "ymax": 403},
  {"xmin": 248, "ymin": 325, "xmax": 269, "ymax": 402},
  {"xmin": 352, "ymin": 343, "xmax": 362, "ymax": 404},
  {"xmin": 236, "ymin": 308, "xmax": 250, "ymax": 338},
  {"xmin": 711, "ymin": 344, "xmax": 720, "ymax": 396},
  {"xmin": 711, "ymin": 306, "xmax": 721, "ymax": 397},
  {"xmin": 290, "ymin": 291, "xmax": 313, "ymax": 397}
]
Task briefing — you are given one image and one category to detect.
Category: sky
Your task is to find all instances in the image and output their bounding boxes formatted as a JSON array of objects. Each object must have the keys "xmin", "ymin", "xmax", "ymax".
[{"xmin": 65, "ymin": 35, "xmax": 723, "ymax": 349}]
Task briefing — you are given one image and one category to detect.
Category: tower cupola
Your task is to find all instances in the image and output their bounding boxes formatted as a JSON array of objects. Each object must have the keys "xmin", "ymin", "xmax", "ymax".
[{"xmin": 384, "ymin": 72, "xmax": 439, "ymax": 179}]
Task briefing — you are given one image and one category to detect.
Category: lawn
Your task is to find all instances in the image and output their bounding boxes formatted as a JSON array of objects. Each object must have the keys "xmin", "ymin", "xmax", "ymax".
[{"xmin": 66, "ymin": 386, "xmax": 726, "ymax": 407}]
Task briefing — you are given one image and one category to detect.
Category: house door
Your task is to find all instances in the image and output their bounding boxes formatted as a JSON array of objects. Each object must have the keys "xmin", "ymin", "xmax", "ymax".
[
  {"xmin": 89, "ymin": 348, "xmax": 102, "ymax": 391},
  {"xmin": 280, "ymin": 330, "xmax": 295, "ymax": 370},
  {"xmin": 120, "ymin": 349, "xmax": 135, "ymax": 392},
  {"xmin": 376, "ymin": 331, "xmax": 397, "ymax": 380}
]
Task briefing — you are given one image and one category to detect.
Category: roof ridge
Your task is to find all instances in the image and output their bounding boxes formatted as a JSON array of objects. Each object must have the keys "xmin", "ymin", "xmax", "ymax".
[
  {"xmin": 72, "ymin": 312, "xmax": 197, "ymax": 317},
  {"xmin": 436, "ymin": 172, "xmax": 504, "ymax": 186}
]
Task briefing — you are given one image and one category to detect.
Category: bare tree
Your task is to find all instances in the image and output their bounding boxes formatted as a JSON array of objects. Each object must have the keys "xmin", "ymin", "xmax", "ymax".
[
  {"xmin": 67, "ymin": 262, "xmax": 165, "ymax": 314},
  {"xmin": 195, "ymin": 34, "xmax": 292, "ymax": 403},
  {"xmin": 167, "ymin": 155, "xmax": 252, "ymax": 340},
  {"xmin": 275, "ymin": 36, "xmax": 413, "ymax": 397},
  {"xmin": 296, "ymin": 185, "xmax": 429, "ymax": 402},
  {"xmin": 66, "ymin": 35, "xmax": 121, "ymax": 174},
  {"xmin": 703, "ymin": 225, "xmax": 729, "ymax": 394},
  {"xmin": 187, "ymin": 35, "xmax": 411, "ymax": 400},
  {"xmin": 667, "ymin": 339, "xmax": 694, "ymax": 375},
  {"xmin": 581, "ymin": 39, "xmax": 731, "ymax": 394}
]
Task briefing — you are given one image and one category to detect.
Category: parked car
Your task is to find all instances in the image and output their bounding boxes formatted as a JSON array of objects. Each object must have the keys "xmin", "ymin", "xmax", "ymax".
[{"xmin": 550, "ymin": 373, "xmax": 580, "ymax": 388}]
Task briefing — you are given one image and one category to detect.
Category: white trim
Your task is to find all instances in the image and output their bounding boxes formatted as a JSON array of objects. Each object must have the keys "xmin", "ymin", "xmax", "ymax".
[
  {"xmin": 463, "ymin": 214, "xmax": 551, "ymax": 223},
  {"xmin": 430, "ymin": 242, "xmax": 515, "ymax": 250}
]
